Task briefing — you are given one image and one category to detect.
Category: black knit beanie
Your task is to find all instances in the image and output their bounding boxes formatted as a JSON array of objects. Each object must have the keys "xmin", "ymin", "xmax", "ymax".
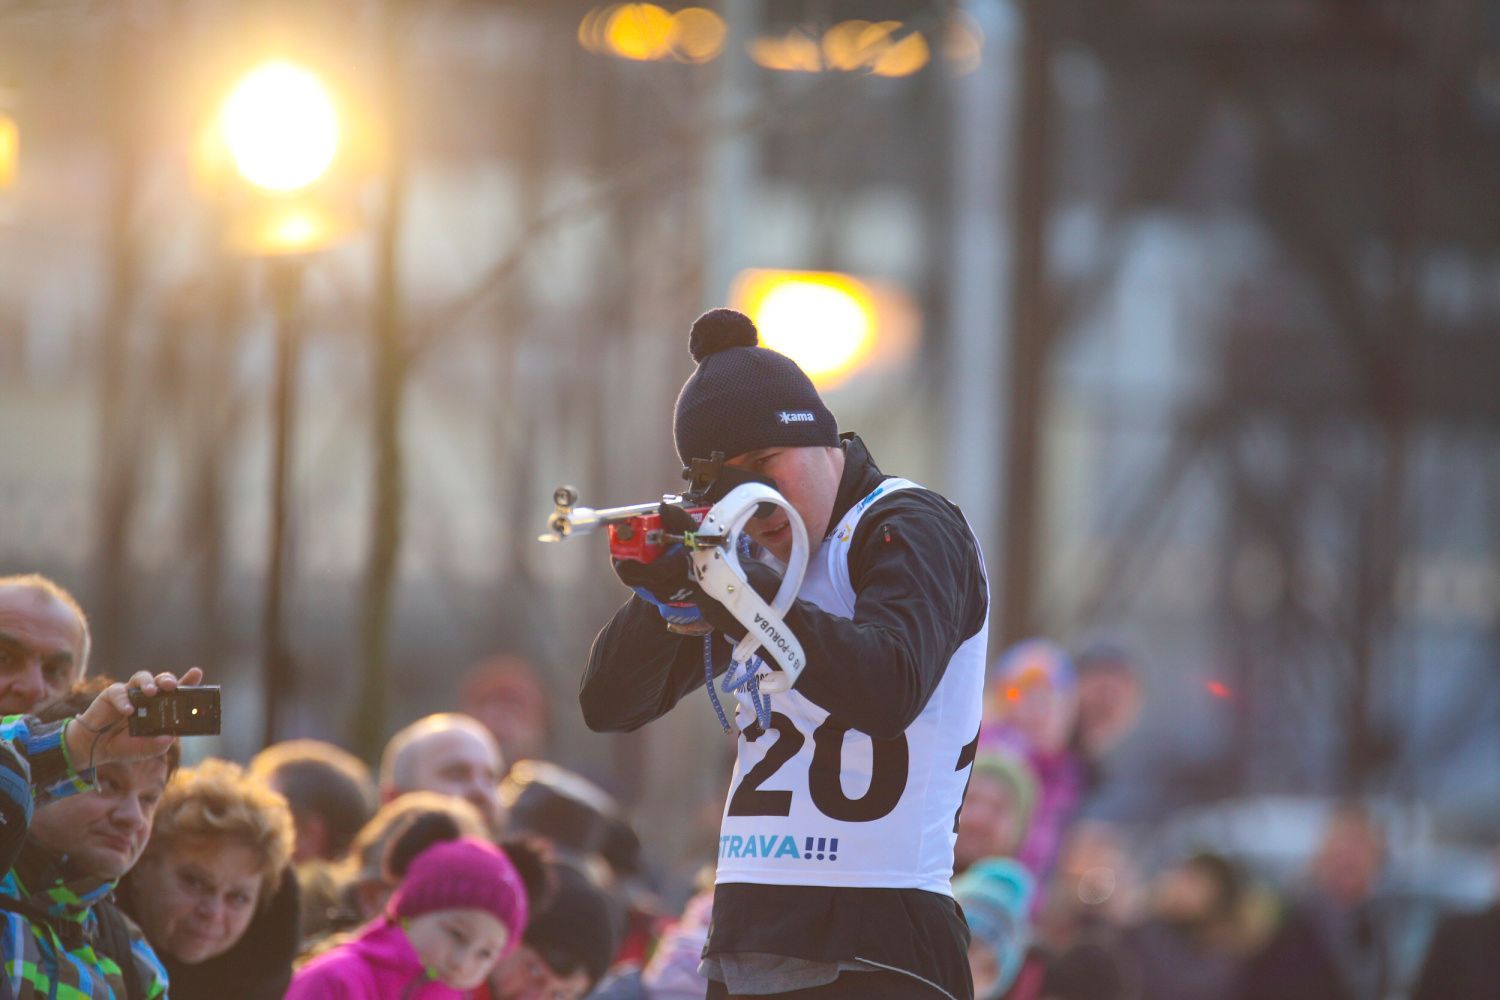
[{"xmin": 672, "ymin": 308, "xmax": 839, "ymax": 467}]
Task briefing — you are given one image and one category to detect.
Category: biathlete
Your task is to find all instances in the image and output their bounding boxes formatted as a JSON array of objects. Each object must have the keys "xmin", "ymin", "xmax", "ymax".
[{"xmin": 581, "ymin": 309, "xmax": 990, "ymax": 999}]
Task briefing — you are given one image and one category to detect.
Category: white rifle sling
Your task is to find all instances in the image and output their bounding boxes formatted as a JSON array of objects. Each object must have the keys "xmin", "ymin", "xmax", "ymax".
[{"xmin": 690, "ymin": 482, "xmax": 810, "ymax": 693}]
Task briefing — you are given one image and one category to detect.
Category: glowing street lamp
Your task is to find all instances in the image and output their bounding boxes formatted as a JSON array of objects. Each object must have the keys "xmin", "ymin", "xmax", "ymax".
[
  {"xmin": 222, "ymin": 61, "xmax": 339, "ymax": 193},
  {"xmin": 215, "ymin": 58, "xmax": 344, "ymax": 744},
  {"xmin": 730, "ymin": 269, "xmax": 918, "ymax": 389}
]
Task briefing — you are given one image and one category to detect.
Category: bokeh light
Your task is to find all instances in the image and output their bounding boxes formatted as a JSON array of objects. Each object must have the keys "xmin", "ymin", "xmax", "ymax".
[
  {"xmin": 749, "ymin": 30, "xmax": 824, "ymax": 73},
  {"xmin": 822, "ymin": 19, "xmax": 875, "ymax": 72},
  {"xmin": 229, "ymin": 201, "xmax": 346, "ymax": 257},
  {"xmin": 0, "ymin": 113, "xmax": 17, "ymax": 191},
  {"xmin": 732, "ymin": 270, "xmax": 881, "ymax": 388},
  {"xmin": 672, "ymin": 7, "xmax": 727, "ymax": 63},
  {"xmin": 578, "ymin": 6, "xmax": 612, "ymax": 53},
  {"xmin": 221, "ymin": 61, "xmax": 339, "ymax": 192},
  {"xmin": 870, "ymin": 26, "xmax": 930, "ymax": 78},
  {"xmin": 605, "ymin": 4, "xmax": 676, "ymax": 61},
  {"xmin": 944, "ymin": 12, "xmax": 985, "ymax": 75}
]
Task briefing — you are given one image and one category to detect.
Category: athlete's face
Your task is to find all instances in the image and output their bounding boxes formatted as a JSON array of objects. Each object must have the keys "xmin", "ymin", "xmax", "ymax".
[{"xmin": 724, "ymin": 445, "xmax": 845, "ymax": 563}]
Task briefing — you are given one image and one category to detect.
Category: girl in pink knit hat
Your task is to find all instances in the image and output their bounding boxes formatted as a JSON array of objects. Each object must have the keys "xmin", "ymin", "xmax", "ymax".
[{"xmin": 288, "ymin": 811, "xmax": 548, "ymax": 999}]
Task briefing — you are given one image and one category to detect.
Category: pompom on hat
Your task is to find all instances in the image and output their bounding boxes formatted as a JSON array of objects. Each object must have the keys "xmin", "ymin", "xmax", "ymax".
[
  {"xmin": 672, "ymin": 308, "xmax": 839, "ymax": 468},
  {"xmin": 388, "ymin": 836, "xmax": 530, "ymax": 954}
]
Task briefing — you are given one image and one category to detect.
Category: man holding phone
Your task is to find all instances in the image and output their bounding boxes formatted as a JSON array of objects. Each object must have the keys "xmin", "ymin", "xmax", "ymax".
[{"xmin": 1, "ymin": 667, "xmax": 203, "ymax": 999}]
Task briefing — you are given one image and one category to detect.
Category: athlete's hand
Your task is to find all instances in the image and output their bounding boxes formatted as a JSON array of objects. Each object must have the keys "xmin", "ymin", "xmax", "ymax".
[
  {"xmin": 65, "ymin": 667, "xmax": 205, "ymax": 768},
  {"xmin": 612, "ymin": 504, "xmax": 702, "ymax": 605},
  {"xmin": 699, "ymin": 562, "xmax": 782, "ymax": 639}
]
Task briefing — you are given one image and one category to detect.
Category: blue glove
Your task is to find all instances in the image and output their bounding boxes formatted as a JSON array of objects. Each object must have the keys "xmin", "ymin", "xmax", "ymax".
[{"xmin": 612, "ymin": 507, "xmax": 706, "ymax": 629}]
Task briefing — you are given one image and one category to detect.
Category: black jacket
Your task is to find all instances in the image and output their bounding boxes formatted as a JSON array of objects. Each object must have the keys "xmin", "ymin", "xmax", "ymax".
[
  {"xmin": 581, "ymin": 435, "xmax": 987, "ymax": 997},
  {"xmin": 581, "ymin": 434, "xmax": 987, "ymax": 740}
]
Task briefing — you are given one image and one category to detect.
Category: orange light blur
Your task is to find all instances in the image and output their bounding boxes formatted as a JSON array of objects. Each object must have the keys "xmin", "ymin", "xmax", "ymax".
[
  {"xmin": 749, "ymin": 30, "xmax": 824, "ymax": 73},
  {"xmin": 0, "ymin": 113, "xmax": 17, "ymax": 191},
  {"xmin": 822, "ymin": 19, "xmax": 875, "ymax": 71},
  {"xmin": 578, "ymin": 6, "xmax": 612, "ymax": 53},
  {"xmin": 672, "ymin": 7, "xmax": 727, "ymax": 63},
  {"xmin": 732, "ymin": 270, "xmax": 877, "ymax": 388},
  {"xmin": 605, "ymin": 4, "xmax": 676, "ymax": 61},
  {"xmin": 870, "ymin": 26, "xmax": 930, "ymax": 77},
  {"xmin": 730, "ymin": 268, "xmax": 920, "ymax": 390},
  {"xmin": 944, "ymin": 11, "xmax": 984, "ymax": 75}
]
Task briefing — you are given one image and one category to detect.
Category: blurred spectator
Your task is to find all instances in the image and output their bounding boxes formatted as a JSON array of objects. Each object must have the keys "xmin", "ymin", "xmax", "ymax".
[
  {"xmin": 1070, "ymin": 641, "xmax": 1143, "ymax": 761},
  {"xmin": 2, "ymin": 677, "xmax": 182, "ymax": 999},
  {"xmin": 954, "ymin": 858, "xmax": 1035, "ymax": 1000},
  {"xmin": 501, "ymin": 759, "xmax": 619, "ymax": 861},
  {"xmin": 501, "ymin": 760, "xmax": 670, "ymax": 970},
  {"xmin": 301, "ymin": 790, "xmax": 490, "ymax": 943},
  {"xmin": 640, "ymin": 885, "xmax": 714, "ymax": 999},
  {"xmin": 955, "ymin": 749, "xmax": 1038, "ymax": 875},
  {"xmin": 249, "ymin": 738, "xmax": 377, "ymax": 863},
  {"xmin": 1034, "ymin": 821, "xmax": 1146, "ymax": 1000},
  {"xmin": 289, "ymin": 812, "xmax": 548, "ymax": 998},
  {"xmin": 981, "ymin": 640, "xmax": 1086, "ymax": 882},
  {"xmin": 1237, "ymin": 804, "xmax": 1389, "ymax": 1000},
  {"xmin": 592, "ymin": 885, "xmax": 714, "ymax": 1000},
  {"xmin": 481, "ymin": 861, "xmax": 620, "ymax": 1000},
  {"xmin": 0, "ymin": 573, "xmax": 90, "ymax": 714},
  {"xmin": 1116, "ymin": 852, "xmax": 1248, "ymax": 1000},
  {"xmin": 380, "ymin": 712, "xmax": 505, "ymax": 834},
  {"xmin": 118, "ymin": 758, "xmax": 298, "ymax": 1000},
  {"xmin": 1410, "ymin": 848, "xmax": 1500, "ymax": 1000},
  {"xmin": 459, "ymin": 655, "xmax": 551, "ymax": 773}
]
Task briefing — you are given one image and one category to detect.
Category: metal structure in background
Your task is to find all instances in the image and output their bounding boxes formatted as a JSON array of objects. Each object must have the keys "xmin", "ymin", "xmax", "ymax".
[{"xmin": 1019, "ymin": 0, "xmax": 1500, "ymax": 802}]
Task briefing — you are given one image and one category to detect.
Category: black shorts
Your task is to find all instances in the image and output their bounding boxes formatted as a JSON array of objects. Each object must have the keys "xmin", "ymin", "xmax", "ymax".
[
  {"xmin": 706, "ymin": 883, "xmax": 973, "ymax": 999},
  {"xmin": 705, "ymin": 967, "xmax": 954, "ymax": 998}
]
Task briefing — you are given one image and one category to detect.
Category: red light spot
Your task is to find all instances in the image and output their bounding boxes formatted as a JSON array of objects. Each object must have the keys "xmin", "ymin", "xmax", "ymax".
[
  {"xmin": 1206, "ymin": 681, "xmax": 1231, "ymax": 699},
  {"xmin": 1005, "ymin": 686, "xmax": 1021, "ymax": 703}
]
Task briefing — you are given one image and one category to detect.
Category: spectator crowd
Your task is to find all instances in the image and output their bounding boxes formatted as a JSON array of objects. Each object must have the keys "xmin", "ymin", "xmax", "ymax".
[{"xmin": 1, "ymin": 571, "xmax": 1495, "ymax": 999}]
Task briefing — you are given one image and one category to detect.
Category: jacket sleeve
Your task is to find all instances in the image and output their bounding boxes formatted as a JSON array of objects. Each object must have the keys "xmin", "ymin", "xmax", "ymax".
[
  {"xmin": 0, "ymin": 715, "xmax": 90, "ymax": 873},
  {"xmin": 782, "ymin": 491, "xmax": 988, "ymax": 740},
  {"xmin": 579, "ymin": 596, "xmax": 718, "ymax": 733},
  {"xmin": 129, "ymin": 918, "xmax": 171, "ymax": 999}
]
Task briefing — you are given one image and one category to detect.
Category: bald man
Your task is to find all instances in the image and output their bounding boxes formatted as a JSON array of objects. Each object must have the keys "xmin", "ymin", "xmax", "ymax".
[
  {"xmin": 379, "ymin": 713, "xmax": 505, "ymax": 834},
  {"xmin": 0, "ymin": 574, "xmax": 90, "ymax": 716}
]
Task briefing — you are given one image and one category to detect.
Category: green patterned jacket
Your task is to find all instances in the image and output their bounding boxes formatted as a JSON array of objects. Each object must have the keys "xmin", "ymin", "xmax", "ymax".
[{"xmin": 0, "ymin": 714, "xmax": 170, "ymax": 999}]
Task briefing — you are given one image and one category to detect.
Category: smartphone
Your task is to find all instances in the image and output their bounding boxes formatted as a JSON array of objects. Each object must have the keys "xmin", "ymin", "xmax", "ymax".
[{"xmin": 127, "ymin": 685, "xmax": 222, "ymax": 737}]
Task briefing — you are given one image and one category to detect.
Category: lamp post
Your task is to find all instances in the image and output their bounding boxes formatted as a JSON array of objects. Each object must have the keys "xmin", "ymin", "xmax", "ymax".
[{"xmin": 217, "ymin": 60, "xmax": 342, "ymax": 746}]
